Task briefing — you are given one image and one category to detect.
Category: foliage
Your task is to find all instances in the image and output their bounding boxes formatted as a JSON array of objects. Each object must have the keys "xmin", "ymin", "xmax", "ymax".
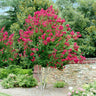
[
  {"xmin": 56, "ymin": 0, "xmax": 89, "ymax": 35},
  {"xmin": 68, "ymin": 81, "xmax": 96, "ymax": 96},
  {"xmin": 54, "ymin": 81, "xmax": 66, "ymax": 88},
  {"xmin": 0, "ymin": 27, "xmax": 15, "ymax": 67},
  {"xmin": 77, "ymin": 0, "xmax": 95, "ymax": 20},
  {"xmin": 56, "ymin": 0, "xmax": 96, "ymax": 57},
  {"xmin": 0, "ymin": 0, "xmax": 53, "ymax": 32},
  {"xmin": 10, "ymin": 0, "xmax": 53, "ymax": 35},
  {"xmin": 0, "ymin": 65, "xmax": 32, "ymax": 79},
  {"xmin": 68, "ymin": 88, "xmax": 86, "ymax": 96},
  {"xmin": 0, "ymin": 0, "xmax": 21, "ymax": 32},
  {"xmin": 84, "ymin": 1, "xmax": 96, "ymax": 57},
  {"xmin": 1, "ymin": 74, "xmax": 37, "ymax": 89}
]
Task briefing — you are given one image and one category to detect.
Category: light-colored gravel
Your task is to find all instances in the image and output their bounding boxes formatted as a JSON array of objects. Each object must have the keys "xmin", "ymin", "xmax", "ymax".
[{"xmin": 0, "ymin": 84, "xmax": 69, "ymax": 96}]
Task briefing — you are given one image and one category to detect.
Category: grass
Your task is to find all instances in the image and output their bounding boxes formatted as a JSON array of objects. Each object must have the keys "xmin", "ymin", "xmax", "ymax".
[
  {"xmin": 54, "ymin": 81, "xmax": 66, "ymax": 88},
  {"xmin": 0, "ymin": 92, "xmax": 11, "ymax": 96}
]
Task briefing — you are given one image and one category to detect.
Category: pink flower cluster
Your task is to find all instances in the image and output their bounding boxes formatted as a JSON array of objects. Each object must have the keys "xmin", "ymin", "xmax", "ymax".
[{"xmin": 0, "ymin": 27, "xmax": 15, "ymax": 63}]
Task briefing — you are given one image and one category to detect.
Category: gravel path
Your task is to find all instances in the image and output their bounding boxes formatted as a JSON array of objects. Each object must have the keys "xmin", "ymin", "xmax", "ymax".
[{"xmin": 0, "ymin": 85, "xmax": 69, "ymax": 96}]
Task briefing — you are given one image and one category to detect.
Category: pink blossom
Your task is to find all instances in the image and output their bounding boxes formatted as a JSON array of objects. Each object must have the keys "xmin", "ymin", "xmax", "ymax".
[
  {"xmin": 59, "ymin": 25, "xmax": 64, "ymax": 30},
  {"xmin": 40, "ymin": 29, "xmax": 43, "ymax": 33},
  {"xmin": 61, "ymin": 59, "xmax": 66, "ymax": 62},
  {"xmin": 19, "ymin": 54, "xmax": 22, "ymax": 57},
  {"xmin": 61, "ymin": 19, "xmax": 66, "ymax": 23},
  {"xmin": 66, "ymin": 24, "xmax": 69, "ymax": 27},
  {"xmin": 54, "ymin": 15, "xmax": 58, "ymax": 19},
  {"xmin": 48, "ymin": 33, "xmax": 53, "ymax": 36},
  {"xmin": 78, "ymin": 87, "xmax": 85, "ymax": 91},
  {"xmin": 46, "ymin": 37, "xmax": 51, "ymax": 42},
  {"xmin": 36, "ymin": 48, "xmax": 39, "ymax": 51},
  {"xmin": 67, "ymin": 35, "xmax": 71, "ymax": 39},
  {"xmin": 31, "ymin": 48, "xmax": 35, "ymax": 51},
  {"xmin": 64, "ymin": 42, "xmax": 70, "ymax": 46},
  {"xmin": 41, "ymin": 33, "xmax": 46, "ymax": 39},
  {"xmin": 54, "ymin": 48, "xmax": 57, "ymax": 52},
  {"xmin": 68, "ymin": 92, "xmax": 72, "ymax": 96},
  {"xmin": 5, "ymin": 32, "xmax": 8, "ymax": 35},
  {"xmin": 38, "ymin": 36, "xmax": 41, "ymax": 40},
  {"xmin": 62, "ymin": 31, "xmax": 66, "ymax": 34},
  {"xmin": 9, "ymin": 58, "xmax": 13, "ymax": 61},
  {"xmin": 67, "ymin": 27, "xmax": 71, "ymax": 31},
  {"xmin": 76, "ymin": 32, "xmax": 80, "ymax": 34},
  {"xmin": 31, "ymin": 59, "xmax": 35, "ymax": 62},
  {"xmin": 70, "ymin": 31, "xmax": 74, "ymax": 35},
  {"xmin": 73, "ymin": 57, "xmax": 79, "ymax": 63},
  {"xmin": 72, "ymin": 90, "xmax": 74, "ymax": 92},
  {"xmin": 30, "ymin": 53, "xmax": 34, "ymax": 56},
  {"xmin": 76, "ymin": 91, "xmax": 78, "ymax": 94},
  {"xmin": 51, "ymin": 38, "xmax": 55, "ymax": 42},
  {"xmin": 43, "ymin": 40, "xmax": 47, "ymax": 45}
]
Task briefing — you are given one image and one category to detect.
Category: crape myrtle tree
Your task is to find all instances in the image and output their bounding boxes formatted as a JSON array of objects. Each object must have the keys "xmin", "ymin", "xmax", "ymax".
[
  {"xmin": 17, "ymin": 6, "xmax": 85, "ymax": 69},
  {"xmin": 0, "ymin": 6, "xmax": 85, "ymax": 68},
  {"xmin": 0, "ymin": 27, "xmax": 15, "ymax": 67}
]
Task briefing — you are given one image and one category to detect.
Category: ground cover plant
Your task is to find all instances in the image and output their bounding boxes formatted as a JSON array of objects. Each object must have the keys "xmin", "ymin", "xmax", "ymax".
[
  {"xmin": 54, "ymin": 81, "xmax": 66, "ymax": 88},
  {"xmin": 1, "ymin": 74, "xmax": 37, "ymax": 89},
  {"xmin": 68, "ymin": 81, "xmax": 96, "ymax": 96}
]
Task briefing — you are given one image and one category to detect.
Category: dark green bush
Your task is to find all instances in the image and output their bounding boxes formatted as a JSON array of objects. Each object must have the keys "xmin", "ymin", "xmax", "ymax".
[
  {"xmin": 0, "ymin": 68, "xmax": 9, "ymax": 79},
  {"xmin": 6, "ymin": 65, "xmax": 22, "ymax": 69},
  {"xmin": 1, "ymin": 74, "xmax": 37, "ymax": 89},
  {"xmin": 0, "ymin": 65, "xmax": 33, "ymax": 79}
]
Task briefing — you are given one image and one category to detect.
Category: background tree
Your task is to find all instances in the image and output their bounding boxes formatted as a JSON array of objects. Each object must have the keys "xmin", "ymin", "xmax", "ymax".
[
  {"xmin": 56, "ymin": 0, "xmax": 96, "ymax": 57},
  {"xmin": 10, "ymin": 0, "xmax": 53, "ymax": 34},
  {"xmin": 0, "ymin": 0, "xmax": 20, "ymax": 32},
  {"xmin": 84, "ymin": 1, "xmax": 96, "ymax": 57}
]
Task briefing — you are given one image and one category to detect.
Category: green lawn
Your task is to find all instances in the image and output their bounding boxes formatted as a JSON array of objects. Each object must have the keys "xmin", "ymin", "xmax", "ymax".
[{"xmin": 0, "ymin": 93, "xmax": 11, "ymax": 96}]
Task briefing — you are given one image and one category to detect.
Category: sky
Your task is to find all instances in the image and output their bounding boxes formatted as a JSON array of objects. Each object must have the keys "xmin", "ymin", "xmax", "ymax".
[
  {"xmin": 0, "ymin": 0, "xmax": 56, "ymax": 15},
  {"xmin": 53, "ymin": 0, "xmax": 56, "ymax": 2}
]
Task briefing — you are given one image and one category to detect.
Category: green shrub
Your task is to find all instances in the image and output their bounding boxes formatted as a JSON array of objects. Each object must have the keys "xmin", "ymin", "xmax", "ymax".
[
  {"xmin": 17, "ymin": 74, "xmax": 37, "ymax": 88},
  {"xmin": 0, "ymin": 65, "xmax": 33, "ymax": 79},
  {"xmin": 6, "ymin": 65, "xmax": 22, "ymax": 70},
  {"xmin": 1, "ymin": 74, "xmax": 37, "ymax": 89},
  {"xmin": 0, "ymin": 68, "xmax": 9, "ymax": 79},
  {"xmin": 54, "ymin": 81, "xmax": 66, "ymax": 88}
]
